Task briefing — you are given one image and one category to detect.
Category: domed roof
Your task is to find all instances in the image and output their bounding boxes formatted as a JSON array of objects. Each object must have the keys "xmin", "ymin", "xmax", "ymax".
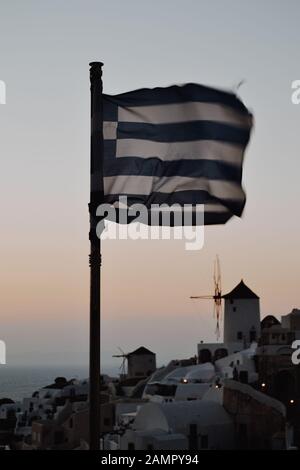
[
  {"xmin": 134, "ymin": 400, "xmax": 232, "ymax": 433},
  {"xmin": 261, "ymin": 315, "xmax": 280, "ymax": 329},
  {"xmin": 222, "ymin": 280, "xmax": 259, "ymax": 299}
]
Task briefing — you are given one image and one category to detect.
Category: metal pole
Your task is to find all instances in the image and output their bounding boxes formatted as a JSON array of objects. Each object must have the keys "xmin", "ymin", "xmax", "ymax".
[{"xmin": 89, "ymin": 61, "xmax": 104, "ymax": 450}]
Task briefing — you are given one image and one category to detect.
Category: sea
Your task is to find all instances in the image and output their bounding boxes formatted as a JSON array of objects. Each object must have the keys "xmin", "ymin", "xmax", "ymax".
[{"xmin": 0, "ymin": 365, "xmax": 118, "ymax": 402}]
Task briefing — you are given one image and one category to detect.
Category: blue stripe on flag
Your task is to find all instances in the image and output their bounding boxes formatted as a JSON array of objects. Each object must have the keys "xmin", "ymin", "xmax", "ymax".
[
  {"xmin": 117, "ymin": 121, "xmax": 250, "ymax": 146},
  {"xmin": 103, "ymin": 157, "xmax": 242, "ymax": 183},
  {"xmin": 104, "ymin": 190, "xmax": 245, "ymax": 217},
  {"xmin": 103, "ymin": 83, "xmax": 250, "ymax": 113}
]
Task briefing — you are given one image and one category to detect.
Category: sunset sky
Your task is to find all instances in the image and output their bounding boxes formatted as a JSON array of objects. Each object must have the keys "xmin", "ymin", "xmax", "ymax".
[{"xmin": 0, "ymin": 0, "xmax": 300, "ymax": 370}]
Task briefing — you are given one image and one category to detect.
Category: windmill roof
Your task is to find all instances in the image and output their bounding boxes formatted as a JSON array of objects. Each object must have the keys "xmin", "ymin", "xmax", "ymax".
[
  {"xmin": 222, "ymin": 280, "xmax": 259, "ymax": 299},
  {"xmin": 128, "ymin": 346, "xmax": 155, "ymax": 357}
]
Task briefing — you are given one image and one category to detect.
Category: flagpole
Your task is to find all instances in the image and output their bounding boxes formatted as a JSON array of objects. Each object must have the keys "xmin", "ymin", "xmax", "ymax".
[{"xmin": 89, "ymin": 61, "xmax": 104, "ymax": 450}]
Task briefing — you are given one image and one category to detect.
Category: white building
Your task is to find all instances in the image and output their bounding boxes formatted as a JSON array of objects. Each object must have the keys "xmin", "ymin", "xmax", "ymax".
[
  {"xmin": 143, "ymin": 362, "xmax": 216, "ymax": 403},
  {"xmin": 163, "ymin": 363, "xmax": 215, "ymax": 384},
  {"xmin": 223, "ymin": 280, "xmax": 261, "ymax": 347},
  {"xmin": 0, "ymin": 402, "xmax": 20, "ymax": 420},
  {"xmin": 121, "ymin": 401, "xmax": 235, "ymax": 450},
  {"xmin": 215, "ymin": 343, "xmax": 258, "ymax": 383}
]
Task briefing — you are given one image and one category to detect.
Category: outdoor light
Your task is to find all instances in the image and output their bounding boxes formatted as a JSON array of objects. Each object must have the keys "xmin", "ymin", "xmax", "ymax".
[
  {"xmin": 182, "ymin": 379, "xmax": 188, "ymax": 384},
  {"xmin": 261, "ymin": 383, "xmax": 266, "ymax": 388},
  {"xmin": 290, "ymin": 399, "xmax": 295, "ymax": 404}
]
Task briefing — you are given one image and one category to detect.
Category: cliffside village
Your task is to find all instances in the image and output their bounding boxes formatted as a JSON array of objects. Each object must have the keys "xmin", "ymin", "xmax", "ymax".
[{"xmin": 1, "ymin": 280, "xmax": 300, "ymax": 450}]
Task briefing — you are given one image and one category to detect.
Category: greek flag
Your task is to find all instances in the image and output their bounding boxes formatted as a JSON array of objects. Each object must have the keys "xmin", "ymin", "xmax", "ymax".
[{"xmin": 102, "ymin": 83, "xmax": 252, "ymax": 225}]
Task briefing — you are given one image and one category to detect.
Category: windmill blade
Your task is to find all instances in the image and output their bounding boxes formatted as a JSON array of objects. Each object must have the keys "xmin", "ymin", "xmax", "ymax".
[
  {"xmin": 215, "ymin": 309, "xmax": 220, "ymax": 339},
  {"xmin": 215, "ymin": 321, "xmax": 220, "ymax": 340},
  {"xmin": 213, "ymin": 255, "xmax": 222, "ymax": 339},
  {"xmin": 213, "ymin": 257, "xmax": 217, "ymax": 285},
  {"xmin": 213, "ymin": 256, "xmax": 222, "ymax": 300},
  {"xmin": 215, "ymin": 301, "xmax": 222, "ymax": 322},
  {"xmin": 189, "ymin": 255, "xmax": 223, "ymax": 340},
  {"xmin": 118, "ymin": 356, "xmax": 127, "ymax": 376},
  {"xmin": 214, "ymin": 300, "xmax": 222, "ymax": 340},
  {"xmin": 122, "ymin": 357, "xmax": 127, "ymax": 375},
  {"xmin": 118, "ymin": 347, "xmax": 126, "ymax": 356},
  {"xmin": 190, "ymin": 295, "xmax": 214, "ymax": 299},
  {"xmin": 215, "ymin": 255, "xmax": 222, "ymax": 292},
  {"xmin": 119, "ymin": 358, "xmax": 125, "ymax": 370}
]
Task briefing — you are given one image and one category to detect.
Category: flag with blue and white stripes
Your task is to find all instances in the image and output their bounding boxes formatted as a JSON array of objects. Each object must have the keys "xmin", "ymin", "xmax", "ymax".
[{"xmin": 102, "ymin": 83, "xmax": 253, "ymax": 225}]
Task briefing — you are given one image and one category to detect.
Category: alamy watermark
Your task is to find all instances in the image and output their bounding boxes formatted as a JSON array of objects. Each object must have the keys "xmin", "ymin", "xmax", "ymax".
[
  {"xmin": 291, "ymin": 80, "xmax": 300, "ymax": 104},
  {"xmin": 0, "ymin": 80, "xmax": 6, "ymax": 104},
  {"xmin": 291, "ymin": 340, "xmax": 300, "ymax": 364},
  {"xmin": 0, "ymin": 340, "xmax": 6, "ymax": 364},
  {"xmin": 95, "ymin": 196, "xmax": 205, "ymax": 251}
]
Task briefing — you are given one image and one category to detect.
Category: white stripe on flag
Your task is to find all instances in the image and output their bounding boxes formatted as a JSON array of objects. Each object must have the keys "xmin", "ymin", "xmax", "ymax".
[
  {"xmin": 118, "ymin": 102, "xmax": 252, "ymax": 127},
  {"xmin": 116, "ymin": 139, "xmax": 244, "ymax": 165},
  {"xmin": 103, "ymin": 121, "xmax": 117, "ymax": 140},
  {"xmin": 104, "ymin": 175, "xmax": 244, "ymax": 201}
]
